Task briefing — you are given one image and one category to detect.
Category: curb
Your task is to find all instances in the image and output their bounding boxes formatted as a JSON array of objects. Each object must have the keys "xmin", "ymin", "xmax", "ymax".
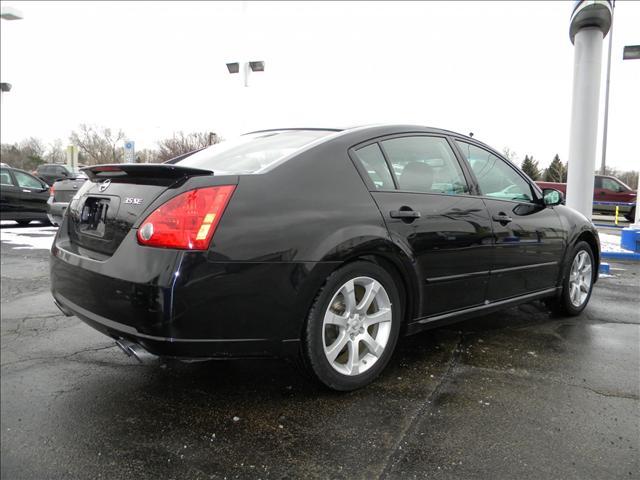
[{"xmin": 601, "ymin": 251, "xmax": 640, "ymax": 261}]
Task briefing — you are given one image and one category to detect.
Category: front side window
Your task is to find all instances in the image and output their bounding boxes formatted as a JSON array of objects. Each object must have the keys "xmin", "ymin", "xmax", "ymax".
[
  {"xmin": 177, "ymin": 130, "xmax": 335, "ymax": 174},
  {"xmin": 13, "ymin": 171, "xmax": 45, "ymax": 189},
  {"xmin": 456, "ymin": 141, "xmax": 533, "ymax": 202},
  {"xmin": 380, "ymin": 136, "xmax": 468, "ymax": 194},
  {"xmin": 353, "ymin": 143, "xmax": 394, "ymax": 190}
]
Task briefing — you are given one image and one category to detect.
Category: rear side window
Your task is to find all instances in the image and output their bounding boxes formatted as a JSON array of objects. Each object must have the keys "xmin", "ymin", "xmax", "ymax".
[
  {"xmin": 177, "ymin": 130, "xmax": 335, "ymax": 174},
  {"xmin": 0, "ymin": 169, "xmax": 15, "ymax": 186},
  {"xmin": 456, "ymin": 141, "xmax": 533, "ymax": 202},
  {"xmin": 353, "ymin": 143, "xmax": 394, "ymax": 190},
  {"xmin": 381, "ymin": 136, "xmax": 469, "ymax": 194}
]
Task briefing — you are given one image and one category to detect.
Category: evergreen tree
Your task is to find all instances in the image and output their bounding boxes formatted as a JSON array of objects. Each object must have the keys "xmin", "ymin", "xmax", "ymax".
[
  {"xmin": 521, "ymin": 155, "xmax": 541, "ymax": 180},
  {"xmin": 544, "ymin": 154, "xmax": 565, "ymax": 182}
]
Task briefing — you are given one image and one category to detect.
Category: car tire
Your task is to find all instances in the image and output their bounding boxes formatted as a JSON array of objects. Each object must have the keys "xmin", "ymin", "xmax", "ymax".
[
  {"xmin": 300, "ymin": 261, "xmax": 402, "ymax": 391},
  {"xmin": 624, "ymin": 207, "xmax": 635, "ymax": 222},
  {"xmin": 547, "ymin": 241, "xmax": 595, "ymax": 316}
]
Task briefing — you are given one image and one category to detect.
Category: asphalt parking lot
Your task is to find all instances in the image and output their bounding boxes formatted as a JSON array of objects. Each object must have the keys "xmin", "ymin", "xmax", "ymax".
[{"xmin": 1, "ymin": 222, "xmax": 639, "ymax": 480}]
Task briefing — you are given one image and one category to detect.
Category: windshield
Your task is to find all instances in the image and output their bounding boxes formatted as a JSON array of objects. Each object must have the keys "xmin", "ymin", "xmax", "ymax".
[{"xmin": 176, "ymin": 130, "xmax": 336, "ymax": 174}]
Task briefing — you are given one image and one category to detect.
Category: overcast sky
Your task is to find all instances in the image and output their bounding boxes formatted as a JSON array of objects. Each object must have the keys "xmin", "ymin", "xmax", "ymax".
[{"xmin": 1, "ymin": 1, "xmax": 638, "ymax": 170}]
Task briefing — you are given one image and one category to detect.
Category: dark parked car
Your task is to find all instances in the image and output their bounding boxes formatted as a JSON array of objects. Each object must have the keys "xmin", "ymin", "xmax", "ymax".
[
  {"xmin": 47, "ymin": 171, "xmax": 88, "ymax": 226},
  {"xmin": 1, "ymin": 166, "xmax": 51, "ymax": 225},
  {"xmin": 50, "ymin": 126, "xmax": 600, "ymax": 390},
  {"xmin": 35, "ymin": 163, "xmax": 75, "ymax": 186}
]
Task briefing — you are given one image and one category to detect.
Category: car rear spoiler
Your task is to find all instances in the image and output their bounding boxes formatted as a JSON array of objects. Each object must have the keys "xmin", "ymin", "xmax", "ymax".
[{"xmin": 81, "ymin": 163, "xmax": 213, "ymax": 181}]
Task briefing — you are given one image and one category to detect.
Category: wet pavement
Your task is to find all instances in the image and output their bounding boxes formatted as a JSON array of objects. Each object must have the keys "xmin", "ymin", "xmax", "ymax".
[{"xmin": 1, "ymin": 223, "xmax": 639, "ymax": 479}]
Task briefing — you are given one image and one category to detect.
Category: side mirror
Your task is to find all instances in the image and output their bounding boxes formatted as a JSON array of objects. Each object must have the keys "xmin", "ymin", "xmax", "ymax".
[{"xmin": 542, "ymin": 188, "xmax": 563, "ymax": 206}]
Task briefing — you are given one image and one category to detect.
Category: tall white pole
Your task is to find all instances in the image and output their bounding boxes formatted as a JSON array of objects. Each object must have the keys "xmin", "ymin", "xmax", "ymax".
[
  {"xmin": 599, "ymin": 4, "xmax": 614, "ymax": 175},
  {"xmin": 566, "ymin": 1, "xmax": 612, "ymax": 221},
  {"xmin": 566, "ymin": 27, "xmax": 605, "ymax": 220}
]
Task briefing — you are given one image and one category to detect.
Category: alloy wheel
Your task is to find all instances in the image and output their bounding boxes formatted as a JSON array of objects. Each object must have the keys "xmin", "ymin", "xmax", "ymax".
[
  {"xmin": 322, "ymin": 276, "xmax": 392, "ymax": 376},
  {"xmin": 568, "ymin": 250, "xmax": 592, "ymax": 308}
]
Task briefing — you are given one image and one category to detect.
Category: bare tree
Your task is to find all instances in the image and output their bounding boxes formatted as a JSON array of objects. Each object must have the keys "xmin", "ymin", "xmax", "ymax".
[
  {"xmin": 69, "ymin": 124, "xmax": 126, "ymax": 165},
  {"xmin": 156, "ymin": 131, "xmax": 220, "ymax": 163},
  {"xmin": 136, "ymin": 148, "xmax": 160, "ymax": 164},
  {"xmin": 44, "ymin": 139, "xmax": 66, "ymax": 165},
  {"xmin": 0, "ymin": 138, "xmax": 46, "ymax": 171},
  {"xmin": 19, "ymin": 137, "xmax": 46, "ymax": 160},
  {"xmin": 502, "ymin": 147, "xmax": 519, "ymax": 164}
]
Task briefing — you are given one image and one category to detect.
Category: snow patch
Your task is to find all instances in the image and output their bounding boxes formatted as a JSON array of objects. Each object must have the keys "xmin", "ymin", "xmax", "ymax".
[
  {"xmin": 0, "ymin": 225, "xmax": 57, "ymax": 250},
  {"xmin": 598, "ymin": 232, "xmax": 633, "ymax": 254}
]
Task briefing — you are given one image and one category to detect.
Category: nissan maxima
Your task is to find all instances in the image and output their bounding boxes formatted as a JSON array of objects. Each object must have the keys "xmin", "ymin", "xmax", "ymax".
[{"xmin": 50, "ymin": 126, "xmax": 599, "ymax": 390}]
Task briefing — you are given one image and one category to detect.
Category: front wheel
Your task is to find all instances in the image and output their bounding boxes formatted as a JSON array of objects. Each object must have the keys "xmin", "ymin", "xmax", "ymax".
[
  {"xmin": 300, "ymin": 261, "xmax": 402, "ymax": 391},
  {"xmin": 548, "ymin": 241, "xmax": 595, "ymax": 316}
]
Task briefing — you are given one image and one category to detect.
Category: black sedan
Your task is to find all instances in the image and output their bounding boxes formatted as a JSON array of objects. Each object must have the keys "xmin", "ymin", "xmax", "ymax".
[
  {"xmin": 1, "ymin": 166, "xmax": 51, "ymax": 225},
  {"xmin": 50, "ymin": 126, "xmax": 599, "ymax": 390}
]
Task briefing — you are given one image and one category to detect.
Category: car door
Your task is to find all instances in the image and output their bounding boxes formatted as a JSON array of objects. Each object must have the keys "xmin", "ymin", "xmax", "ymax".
[
  {"xmin": 0, "ymin": 168, "xmax": 21, "ymax": 218},
  {"xmin": 12, "ymin": 170, "xmax": 50, "ymax": 216},
  {"xmin": 351, "ymin": 135, "xmax": 494, "ymax": 317},
  {"xmin": 454, "ymin": 140, "xmax": 566, "ymax": 301}
]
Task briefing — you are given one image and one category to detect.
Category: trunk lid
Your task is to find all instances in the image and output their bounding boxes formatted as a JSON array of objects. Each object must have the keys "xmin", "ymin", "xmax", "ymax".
[
  {"xmin": 67, "ymin": 163, "xmax": 214, "ymax": 256},
  {"xmin": 52, "ymin": 177, "xmax": 88, "ymax": 203}
]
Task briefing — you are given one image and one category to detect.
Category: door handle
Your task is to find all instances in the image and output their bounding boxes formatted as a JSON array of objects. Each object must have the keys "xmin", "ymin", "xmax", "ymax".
[
  {"xmin": 390, "ymin": 209, "xmax": 421, "ymax": 219},
  {"xmin": 492, "ymin": 213, "xmax": 512, "ymax": 224},
  {"xmin": 22, "ymin": 189, "xmax": 32, "ymax": 193}
]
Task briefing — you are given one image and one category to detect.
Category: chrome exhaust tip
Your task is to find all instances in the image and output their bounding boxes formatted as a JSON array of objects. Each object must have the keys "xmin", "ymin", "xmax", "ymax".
[
  {"xmin": 53, "ymin": 298, "xmax": 73, "ymax": 317},
  {"xmin": 115, "ymin": 338, "xmax": 157, "ymax": 364}
]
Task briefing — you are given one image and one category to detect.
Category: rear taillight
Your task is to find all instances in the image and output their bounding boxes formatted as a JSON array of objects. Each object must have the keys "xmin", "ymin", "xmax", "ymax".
[
  {"xmin": 136, "ymin": 185, "xmax": 235, "ymax": 250},
  {"xmin": 49, "ymin": 185, "xmax": 55, "ymax": 197}
]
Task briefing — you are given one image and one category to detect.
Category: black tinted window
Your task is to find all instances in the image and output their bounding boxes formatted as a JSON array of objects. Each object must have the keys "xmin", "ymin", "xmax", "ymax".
[
  {"xmin": 381, "ymin": 136, "xmax": 468, "ymax": 194},
  {"xmin": 353, "ymin": 143, "xmax": 394, "ymax": 190},
  {"xmin": 456, "ymin": 141, "xmax": 533, "ymax": 202}
]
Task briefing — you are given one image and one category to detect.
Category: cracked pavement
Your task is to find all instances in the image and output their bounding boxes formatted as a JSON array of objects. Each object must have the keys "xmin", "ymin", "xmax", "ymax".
[{"xmin": 1, "ymin": 226, "xmax": 639, "ymax": 479}]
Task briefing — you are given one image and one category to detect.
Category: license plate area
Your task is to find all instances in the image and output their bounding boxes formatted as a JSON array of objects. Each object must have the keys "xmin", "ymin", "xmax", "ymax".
[{"xmin": 79, "ymin": 197, "xmax": 110, "ymax": 237}]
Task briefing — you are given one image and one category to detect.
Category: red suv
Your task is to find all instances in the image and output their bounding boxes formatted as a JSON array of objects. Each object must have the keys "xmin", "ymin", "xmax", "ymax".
[{"xmin": 537, "ymin": 175, "xmax": 636, "ymax": 221}]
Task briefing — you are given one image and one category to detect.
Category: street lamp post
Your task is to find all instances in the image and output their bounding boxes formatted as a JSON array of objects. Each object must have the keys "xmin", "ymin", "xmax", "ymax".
[
  {"xmin": 1, "ymin": 5, "xmax": 24, "ymax": 102},
  {"xmin": 600, "ymin": 2, "xmax": 614, "ymax": 176},
  {"xmin": 226, "ymin": 60, "xmax": 265, "ymax": 88},
  {"xmin": 0, "ymin": 6, "xmax": 23, "ymax": 20}
]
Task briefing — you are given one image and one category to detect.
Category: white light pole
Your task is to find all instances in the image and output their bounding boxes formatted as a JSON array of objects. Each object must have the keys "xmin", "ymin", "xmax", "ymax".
[
  {"xmin": 226, "ymin": 61, "xmax": 265, "ymax": 88},
  {"xmin": 566, "ymin": 1, "xmax": 613, "ymax": 220},
  {"xmin": 599, "ymin": 2, "xmax": 614, "ymax": 176},
  {"xmin": 1, "ymin": 6, "xmax": 23, "ymax": 102}
]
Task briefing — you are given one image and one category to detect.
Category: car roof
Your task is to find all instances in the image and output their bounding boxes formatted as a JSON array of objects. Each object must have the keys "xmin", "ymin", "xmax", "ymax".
[{"xmin": 245, "ymin": 124, "xmax": 478, "ymax": 143}]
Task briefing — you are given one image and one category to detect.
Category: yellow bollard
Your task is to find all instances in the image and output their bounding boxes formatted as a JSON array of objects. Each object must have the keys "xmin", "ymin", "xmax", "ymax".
[{"xmin": 615, "ymin": 205, "xmax": 619, "ymax": 225}]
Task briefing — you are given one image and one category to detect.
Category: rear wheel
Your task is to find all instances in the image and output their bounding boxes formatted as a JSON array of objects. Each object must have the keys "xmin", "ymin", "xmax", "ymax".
[
  {"xmin": 300, "ymin": 261, "xmax": 402, "ymax": 391},
  {"xmin": 548, "ymin": 241, "xmax": 595, "ymax": 316},
  {"xmin": 624, "ymin": 206, "xmax": 635, "ymax": 222}
]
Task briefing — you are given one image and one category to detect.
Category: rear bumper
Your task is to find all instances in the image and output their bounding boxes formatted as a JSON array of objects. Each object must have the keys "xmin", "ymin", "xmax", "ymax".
[
  {"xmin": 53, "ymin": 292, "xmax": 298, "ymax": 358},
  {"xmin": 50, "ymin": 230, "xmax": 338, "ymax": 358},
  {"xmin": 47, "ymin": 198, "xmax": 68, "ymax": 226}
]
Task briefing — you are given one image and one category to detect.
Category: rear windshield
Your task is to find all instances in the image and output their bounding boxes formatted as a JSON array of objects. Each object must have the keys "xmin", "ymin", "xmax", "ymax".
[{"xmin": 176, "ymin": 130, "xmax": 335, "ymax": 174}]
